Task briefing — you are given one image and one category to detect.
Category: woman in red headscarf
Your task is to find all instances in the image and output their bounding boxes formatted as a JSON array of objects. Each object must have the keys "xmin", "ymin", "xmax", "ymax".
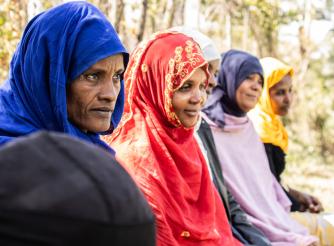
[{"xmin": 103, "ymin": 31, "xmax": 241, "ymax": 246}]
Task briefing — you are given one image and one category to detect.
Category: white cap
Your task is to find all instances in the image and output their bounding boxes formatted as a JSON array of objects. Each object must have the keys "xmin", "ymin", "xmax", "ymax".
[{"xmin": 170, "ymin": 26, "xmax": 221, "ymax": 62}]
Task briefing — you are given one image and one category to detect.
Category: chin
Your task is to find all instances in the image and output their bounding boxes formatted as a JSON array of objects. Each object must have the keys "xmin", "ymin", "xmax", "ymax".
[
  {"xmin": 184, "ymin": 122, "xmax": 197, "ymax": 128},
  {"xmin": 86, "ymin": 125, "xmax": 110, "ymax": 133},
  {"xmin": 278, "ymin": 111, "xmax": 288, "ymax": 117}
]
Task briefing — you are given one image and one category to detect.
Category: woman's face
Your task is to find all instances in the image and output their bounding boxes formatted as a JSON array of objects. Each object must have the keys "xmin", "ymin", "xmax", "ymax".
[
  {"xmin": 172, "ymin": 67, "xmax": 207, "ymax": 128},
  {"xmin": 235, "ymin": 73, "xmax": 263, "ymax": 112},
  {"xmin": 269, "ymin": 74, "xmax": 293, "ymax": 116},
  {"xmin": 206, "ymin": 59, "xmax": 220, "ymax": 96},
  {"xmin": 67, "ymin": 54, "xmax": 124, "ymax": 133}
]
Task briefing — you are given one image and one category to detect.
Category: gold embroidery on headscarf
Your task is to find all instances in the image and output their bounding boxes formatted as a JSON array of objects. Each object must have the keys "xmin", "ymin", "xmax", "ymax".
[
  {"xmin": 164, "ymin": 40, "xmax": 204, "ymax": 127},
  {"xmin": 141, "ymin": 64, "xmax": 148, "ymax": 72},
  {"xmin": 116, "ymin": 32, "xmax": 207, "ymax": 131}
]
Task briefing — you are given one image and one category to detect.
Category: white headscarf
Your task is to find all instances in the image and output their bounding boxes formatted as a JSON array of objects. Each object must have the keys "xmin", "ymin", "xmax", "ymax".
[{"xmin": 170, "ymin": 26, "xmax": 220, "ymax": 62}]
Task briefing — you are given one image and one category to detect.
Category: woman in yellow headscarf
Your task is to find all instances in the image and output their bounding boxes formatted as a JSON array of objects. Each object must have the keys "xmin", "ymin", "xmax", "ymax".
[{"xmin": 250, "ymin": 57, "xmax": 334, "ymax": 246}]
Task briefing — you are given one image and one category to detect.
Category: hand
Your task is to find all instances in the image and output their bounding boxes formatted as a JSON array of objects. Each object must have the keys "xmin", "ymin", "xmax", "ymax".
[
  {"xmin": 288, "ymin": 188, "xmax": 324, "ymax": 213},
  {"xmin": 308, "ymin": 242, "xmax": 319, "ymax": 246}
]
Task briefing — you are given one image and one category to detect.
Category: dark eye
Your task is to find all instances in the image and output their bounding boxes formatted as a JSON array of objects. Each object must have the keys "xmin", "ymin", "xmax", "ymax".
[
  {"xmin": 179, "ymin": 82, "xmax": 192, "ymax": 91},
  {"xmin": 85, "ymin": 73, "xmax": 99, "ymax": 81},
  {"xmin": 276, "ymin": 90, "xmax": 285, "ymax": 95},
  {"xmin": 200, "ymin": 82, "xmax": 206, "ymax": 91},
  {"xmin": 112, "ymin": 73, "xmax": 122, "ymax": 83}
]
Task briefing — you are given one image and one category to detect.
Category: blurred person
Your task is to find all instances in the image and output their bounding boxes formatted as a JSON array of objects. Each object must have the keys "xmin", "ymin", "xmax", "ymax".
[
  {"xmin": 0, "ymin": 1, "xmax": 128, "ymax": 154},
  {"xmin": 202, "ymin": 49, "xmax": 319, "ymax": 246},
  {"xmin": 172, "ymin": 26, "xmax": 271, "ymax": 246},
  {"xmin": 0, "ymin": 131, "xmax": 155, "ymax": 246},
  {"xmin": 250, "ymin": 57, "xmax": 334, "ymax": 246},
  {"xmin": 104, "ymin": 31, "xmax": 242, "ymax": 246}
]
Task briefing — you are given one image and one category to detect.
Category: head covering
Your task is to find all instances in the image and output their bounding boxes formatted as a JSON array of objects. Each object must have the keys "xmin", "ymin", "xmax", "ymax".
[
  {"xmin": 104, "ymin": 31, "xmax": 240, "ymax": 245},
  {"xmin": 0, "ymin": 131, "xmax": 155, "ymax": 246},
  {"xmin": 202, "ymin": 49, "xmax": 263, "ymax": 127},
  {"xmin": 170, "ymin": 26, "xmax": 220, "ymax": 62},
  {"xmin": 201, "ymin": 112, "xmax": 318, "ymax": 246},
  {"xmin": 0, "ymin": 1, "xmax": 128, "ymax": 152},
  {"xmin": 250, "ymin": 57, "xmax": 294, "ymax": 153}
]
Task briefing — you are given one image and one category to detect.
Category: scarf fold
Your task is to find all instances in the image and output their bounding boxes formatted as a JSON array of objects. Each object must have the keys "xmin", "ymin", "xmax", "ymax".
[
  {"xmin": 0, "ymin": 1, "xmax": 128, "ymax": 152},
  {"xmin": 203, "ymin": 49, "xmax": 263, "ymax": 127},
  {"xmin": 250, "ymin": 57, "xmax": 294, "ymax": 153},
  {"xmin": 202, "ymin": 113, "xmax": 318, "ymax": 245},
  {"xmin": 202, "ymin": 51, "xmax": 317, "ymax": 245},
  {"xmin": 104, "ymin": 32, "xmax": 240, "ymax": 246}
]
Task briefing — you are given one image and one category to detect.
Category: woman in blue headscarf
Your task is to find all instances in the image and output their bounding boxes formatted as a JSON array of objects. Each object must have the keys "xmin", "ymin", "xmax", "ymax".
[{"xmin": 0, "ymin": 1, "xmax": 128, "ymax": 153}]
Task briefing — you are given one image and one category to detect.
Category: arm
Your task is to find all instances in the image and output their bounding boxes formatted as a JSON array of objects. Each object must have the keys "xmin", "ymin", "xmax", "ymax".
[
  {"xmin": 265, "ymin": 144, "xmax": 324, "ymax": 213},
  {"xmin": 287, "ymin": 187, "xmax": 324, "ymax": 213}
]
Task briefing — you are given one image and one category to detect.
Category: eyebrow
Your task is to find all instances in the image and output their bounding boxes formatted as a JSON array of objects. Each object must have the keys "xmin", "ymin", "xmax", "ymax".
[
  {"xmin": 115, "ymin": 68, "xmax": 125, "ymax": 74},
  {"xmin": 85, "ymin": 66, "xmax": 124, "ymax": 74}
]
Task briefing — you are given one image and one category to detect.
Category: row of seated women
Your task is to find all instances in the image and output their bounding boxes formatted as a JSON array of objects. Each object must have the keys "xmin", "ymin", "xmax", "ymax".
[{"xmin": 0, "ymin": 1, "xmax": 332, "ymax": 245}]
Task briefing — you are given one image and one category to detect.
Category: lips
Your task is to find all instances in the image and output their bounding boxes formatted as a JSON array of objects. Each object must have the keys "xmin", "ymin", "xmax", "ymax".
[
  {"xmin": 246, "ymin": 94, "xmax": 257, "ymax": 99},
  {"xmin": 184, "ymin": 109, "xmax": 200, "ymax": 117},
  {"xmin": 91, "ymin": 107, "xmax": 114, "ymax": 117}
]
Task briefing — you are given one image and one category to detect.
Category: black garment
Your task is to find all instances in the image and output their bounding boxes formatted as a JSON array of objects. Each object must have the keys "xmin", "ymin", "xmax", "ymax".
[
  {"xmin": 0, "ymin": 131, "xmax": 155, "ymax": 246},
  {"xmin": 197, "ymin": 119, "xmax": 271, "ymax": 246},
  {"xmin": 264, "ymin": 143, "xmax": 301, "ymax": 212}
]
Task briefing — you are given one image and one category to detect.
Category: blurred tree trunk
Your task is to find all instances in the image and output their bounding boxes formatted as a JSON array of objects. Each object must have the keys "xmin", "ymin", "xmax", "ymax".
[
  {"xmin": 297, "ymin": 0, "xmax": 312, "ymax": 83},
  {"xmin": 137, "ymin": 0, "xmax": 148, "ymax": 42},
  {"xmin": 242, "ymin": 8, "xmax": 249, "ymax": 50},
  {"xmin": 163, "ymin": 0, "xmax": 175, "ymax": 28},
  {"xmin": 114, "ymin": 0, "xmax": 125, "ymax": 33},
  {"xmin": 225, "ymin": 10, "xmax": 232, "ymax": 49}
]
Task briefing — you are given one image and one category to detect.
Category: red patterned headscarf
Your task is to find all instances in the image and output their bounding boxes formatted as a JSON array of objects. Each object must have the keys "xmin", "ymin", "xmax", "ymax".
[{"xmin": 103, "ymin": 31, "xmax": 241, "ymax": 246}]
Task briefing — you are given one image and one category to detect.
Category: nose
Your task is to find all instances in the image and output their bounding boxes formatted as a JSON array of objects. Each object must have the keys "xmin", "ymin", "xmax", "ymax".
[
  {"xmin": 284, "ymin": 92, "xmax": 292, "ymax": 104},
  {"xmin": 252, "ymin": 81, "xmax": 262, "ymax": 91},
  {"xmin": 190, "ymin": 87, "xmax": 205, "ymax": 105},
  {"xmin": 98, "ymin": 78, "xmax": 119, "ymax": 103}
]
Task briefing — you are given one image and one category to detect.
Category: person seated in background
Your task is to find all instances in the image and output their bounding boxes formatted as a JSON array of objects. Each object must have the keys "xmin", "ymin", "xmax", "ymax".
[
  {"xmin": 172, "ymin": 26, "xmax": 271, "ymax": 246},
  {"xmin": 0, "ymin": 1, "xmax": 128, "ymax": 154},
  {"xmin": 104, "ymin": 31, "xmax": 242, "ymax": 245},
  {"xmin": 0, "ymin": 131, "xmax": 155, "ymax": 246},
  {"xmin": 250, "ymin": 57, "xmax": 334, "ymax": 246},
  {"xmin": 202, "ymin": 49, "xmax": 319, "ymax": 246}
]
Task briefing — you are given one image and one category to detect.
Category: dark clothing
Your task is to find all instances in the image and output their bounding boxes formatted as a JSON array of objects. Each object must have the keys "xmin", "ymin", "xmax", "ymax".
[
  {"xmin": 264, "ymin": 143, "xmax": 301, "ymax": 211},
  {"xmin": 198, "ymin": 119, "xmax": 271, "ymax": 246},
  {"xmin": 0, "ymin": 131, "xmax": 155, "ymax": 246}
]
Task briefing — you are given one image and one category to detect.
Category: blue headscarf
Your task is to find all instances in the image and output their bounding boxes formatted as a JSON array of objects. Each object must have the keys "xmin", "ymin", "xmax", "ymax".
[
  {"xmin": 202, "ymin": 49, "xmax": 263, "ymax": 127},
  {"xmin": 0, "ymin": 1, "xmax": 128, "ymax": 153}
]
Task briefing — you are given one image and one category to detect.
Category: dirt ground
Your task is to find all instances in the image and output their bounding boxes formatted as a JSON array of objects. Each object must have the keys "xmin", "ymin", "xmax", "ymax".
[{"xmin": 283, "ymin": 160, "xmax": 334, "ymax": 212}]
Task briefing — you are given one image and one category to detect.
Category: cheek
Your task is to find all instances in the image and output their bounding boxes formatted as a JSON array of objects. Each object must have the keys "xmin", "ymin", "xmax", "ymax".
[
  {"xmin": 271, "ymin": 97, "xmax": 281, "ymax": 108},
  {"xmin": 171, "ymin": 94, "xmax": 181, "ymax": 114},
  {"xmin": 67, "ymin": 88, "xmax": 91, "ymax": 116}
]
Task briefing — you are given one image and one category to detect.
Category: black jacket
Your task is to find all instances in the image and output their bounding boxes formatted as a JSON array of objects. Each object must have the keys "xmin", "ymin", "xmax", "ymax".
[
  {"xmin": 264, "ymin": 143, "xmax": 301, "ymax": 211},
  {"xmin": 197, "ymin": 119, "xmax": 271, "ymax": 246}
]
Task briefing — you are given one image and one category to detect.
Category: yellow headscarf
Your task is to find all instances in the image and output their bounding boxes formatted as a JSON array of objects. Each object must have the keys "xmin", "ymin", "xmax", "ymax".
[{"xmin": 249, "ymin": 57, "xmax": 294, "ymax": 153}]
